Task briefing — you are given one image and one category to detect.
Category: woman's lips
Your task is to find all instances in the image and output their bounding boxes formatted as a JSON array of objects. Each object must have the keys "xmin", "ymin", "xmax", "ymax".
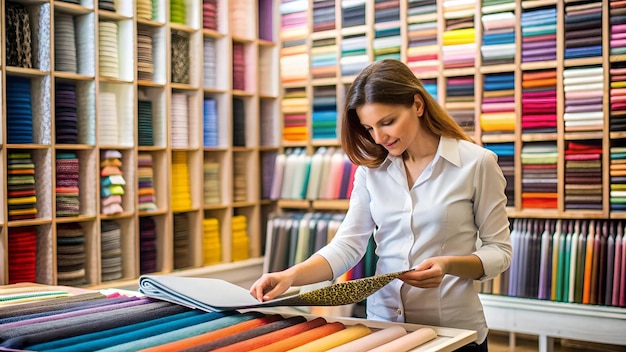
[{"xmin": 385, "ymin": 140, "xmax": 398, "ymax": 148}]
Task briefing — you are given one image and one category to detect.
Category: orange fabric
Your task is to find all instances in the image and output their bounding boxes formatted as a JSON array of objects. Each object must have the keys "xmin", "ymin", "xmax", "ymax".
[
  {"xmin": 247, "ymin": 322, "xmax": 345, "ymax": 352},
  {"xmin": 582, "ymin": 235, "xmax": 595, "ymax": 304},
  {"xmin": 521, "ymin": 78, "xmax": 557, "ymax": 88},
  {"xmin": 211, "ymin": 317, "xmax": 328, "ymax": 352},
  {"xmin": 139, "ymin": 315, "xmax": 282, "ymax": 352},
  {"xmin": 522, "ymin": 70, "xmax": 556, "ymax": 81}
]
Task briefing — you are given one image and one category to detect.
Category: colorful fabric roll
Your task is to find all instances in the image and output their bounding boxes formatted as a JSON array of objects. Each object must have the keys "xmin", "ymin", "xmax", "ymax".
[
  {"xmin": 480, "ymin": 72, "xmax": 515, "ymax": 133},
  {"xmin": 521, "ymin": 142, "xmax": 557, "ymax": 209},
  {"xmin": 521, "ymin": 6, "xmax": 556, "ymax": 62},
  {"xmin": 522, "ymin": 69, "xmax": 557, "ymax": 133}
]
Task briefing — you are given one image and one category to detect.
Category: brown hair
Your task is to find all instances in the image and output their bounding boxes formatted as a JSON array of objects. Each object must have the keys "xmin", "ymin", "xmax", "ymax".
[{"xmin": 341, "ymin": 59, "xmax": 472, "ymax": 167}]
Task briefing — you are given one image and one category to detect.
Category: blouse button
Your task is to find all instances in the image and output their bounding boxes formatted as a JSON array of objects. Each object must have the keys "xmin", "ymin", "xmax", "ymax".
[{"xmin": 397, "ymin": 309, "xmax": 402, "ymax": 315}]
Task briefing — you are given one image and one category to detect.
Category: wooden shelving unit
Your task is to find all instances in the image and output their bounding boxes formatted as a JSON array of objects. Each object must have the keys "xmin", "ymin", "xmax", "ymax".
[
  {"xmin": 271, "ymin": 0, "xmax": 626, "ymax": 349},
  {"xmin": 0, "ymin": 0, "xmax": 280, "ymax": 289}
]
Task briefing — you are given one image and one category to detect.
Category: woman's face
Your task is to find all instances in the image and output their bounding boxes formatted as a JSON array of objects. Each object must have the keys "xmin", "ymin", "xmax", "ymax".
[{"xmin": 356, "ymin": 97, "xmax": 423, "ymax": 156}]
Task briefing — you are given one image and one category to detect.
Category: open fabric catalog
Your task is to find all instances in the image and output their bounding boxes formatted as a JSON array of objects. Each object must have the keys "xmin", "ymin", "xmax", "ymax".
[{"xmin": 139, "ymin": 270, "xmax": 410, "ymax": 312}]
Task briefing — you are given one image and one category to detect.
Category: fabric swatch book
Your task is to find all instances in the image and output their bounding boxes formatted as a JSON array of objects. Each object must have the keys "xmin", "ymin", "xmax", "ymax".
[{"xmin": 139, "ymin": 270, "xmax": 409, "ymax": 312}]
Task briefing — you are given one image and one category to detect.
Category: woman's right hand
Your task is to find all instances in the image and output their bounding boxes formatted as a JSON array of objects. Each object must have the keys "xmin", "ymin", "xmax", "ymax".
[{"xmin": 249, "ymin": 270, "xmax": 295, "ymax": 302}]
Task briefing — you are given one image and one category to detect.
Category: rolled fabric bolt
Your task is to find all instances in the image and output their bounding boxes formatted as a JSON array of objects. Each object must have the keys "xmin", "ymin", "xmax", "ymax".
[
  {"xmin": 367, "ymin": 327, "xmax": 438, "ymax": 352},
  {"xmin": 325, "ymin": 325, "xmax": 407, "ymax": 352},
  {"xmin": 286, "ymin": 324, "xmax": 371, "ymax": 352}
]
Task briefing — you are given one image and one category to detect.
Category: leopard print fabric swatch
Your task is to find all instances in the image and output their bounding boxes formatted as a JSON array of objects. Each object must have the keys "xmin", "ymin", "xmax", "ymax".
[
  {"xmin": 282, "ymin": 270, "xmax": 411, "ymax": 306},
  {"xmin": 6, "ymin": 2, "xmax": 33, "ymax": 68}
]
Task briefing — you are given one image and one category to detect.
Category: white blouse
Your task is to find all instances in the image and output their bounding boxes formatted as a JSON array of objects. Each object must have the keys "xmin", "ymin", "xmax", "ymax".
[{"xmin": 316, "ymin": 136, "xmax": 512, "ymax": 344}]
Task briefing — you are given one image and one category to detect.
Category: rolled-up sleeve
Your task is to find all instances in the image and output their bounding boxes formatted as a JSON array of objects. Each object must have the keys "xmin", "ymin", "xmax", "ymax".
[{"xmin": 472, "ymin": 150, "xmax": 512, "ymax": 280}]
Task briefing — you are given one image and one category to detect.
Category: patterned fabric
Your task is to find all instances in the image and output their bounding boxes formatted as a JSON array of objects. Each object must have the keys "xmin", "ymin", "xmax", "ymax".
[{"xmin": 6, "ymin": 2, "xmax": 33, "ymax": 68}]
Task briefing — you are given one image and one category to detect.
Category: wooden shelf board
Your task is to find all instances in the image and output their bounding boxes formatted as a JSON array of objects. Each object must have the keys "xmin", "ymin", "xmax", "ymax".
[
  {"xmin": 310, "ymin": 30, "xmax": 337, "ymax": 41},
  {"xmin": 202, "ymin": 28, "xmax": 225, "ymax": 38},
  {"xmin": 232, "ymin": 35, "xmax": 255, "ymax": 44},
  {"xmin": 507, "ymin": 209, "xmax": 607, "ymax": 219},
  {"xmin": 5, "ymin": 66, "xmax": 50, "ymax": 77},
  {"xmin": 53, "ymin": 1, "xmax": 93, "ymax": 15},
  {"xmin": 282, "ymin": 141, "xmax": 308, "ymax": 148},
  {"xmin": 137, "ymin": 145, "xmax": 167, "ymax": 152},
  {"xmin": 258, "ymin": 146, "xmax": 280, "ymax": 151},
  {"xmin": 232, "ymin": 89, "xmax": 254, "ymax": 97},
  {"xmin": 609, "ymin": 212, "xmax": 626, "ymax": 219},
  {"xmin": 100, "ymin": 211, "xmax": 135, "ymax": 220},
  {"xmin": 341, "ymin": 25, "xmax": 367, "ymax": 37},
  {"xmin": 442, "ymin": 67, "xmax": 476, "ymax": 77},
  {"xmin": 257, "ymin": 39, "xmax": 276, "ymax": 47},
  {"xmin": 138, "ymin": 209, "xmax": 168, "ymax": 217},
  {"xmin": 232, "ymin": 201, "xmax": 257, "ymax": 208},
  {"xmin": 520, "ymin": 61, "xmax": 557, "ymax": 71},
  {"xmin": 203, "ymin": 146, "xmax": 229, "ymax": 152},
  {"xmin": 171, "ymin": 207, "xmax": 201, "ymax": 214},
  {"xmin": 564, "ymin": 132, "xmax": 604, "ymax": 141},
  {"xmin": 232, "ymin": 146, "xmax": 255, "ymax": 152},
  {"xmin": 480, "ymin": 64, "xmax": 516, "ymax": 74},
  {"xmin": 55, "ymin": 215, "xmax": 97, "ymax": 223},
  {"xmin": 170, "ymin": 83, "xmax": 199, "ymax": 91},
  {"xmin": 521, "ymin": 0, "xmax": 557, "ymax": 9},
  {"xmin": 203, "ymin": 204, "xmax": 228, "ymax": 210},
  {"xmin": 277, "ymin": 199, "xmax": 310, "ymax": 209},
  {"xmin": 98, "ymin": 10, "xmax": 131, "ymax": 21},
  {"xmin": 170, "ymin": 23, "xmax": 198, "ymax": 33},
  {"xmin": 258, "ymin": 93, "xmax": 279, "ymax": 99},
  {"xmin": 481, "ymin": 134, "xmax": 515, "ymax": 144},
  {"xmin": 98, "ymin": 144, "xmax": 134, "ymax": 151},
  {"xmin": 312, "ymin": 199, "xmax": 350, "ymax": 210},
  {"xmin": 311, "ymin": 139, "xmax": 341, "ymax": 147},
  {"xmin": 520, "ymin": 133, "xmax": 558, "ymax": 142},
  {"xmin": 414, "ymin": 71, "xmax": 439, "ymax": 79},
  {"xmin": 54, "ymin": 71, "xmax": 95, "ymax": 81},
  {"xmin": 564, "ymin": 57, "xmax": 603, "ymax": 68},
  {"xmin": 311, "ymin": 78, "xmax": 339, "ymax": 86},
  {"xmin": 54, "ymin": 144, "xmax": 95, "ymax": 150},
  {"xmin": 203, "ymin": 87, "xmax": 227, "ymax": 94},
  {"xmin": 8, "ymin": 218, "xmax": 52, "ymax": 227},
  {"xmin": 259, "ymin": 199, "xmax": 275, "ymax": 206},
  {"xmin": 6, "ymin": 144, "xmax": 50, "ymax": 150},
  {"xmin": 137, "ymin": 80, "xmax": 166, "ymax": 88},
  {"xmin": 137, "ymin": 18, "xmax": 165, "ymax": 27},
  {"xmin": 98, "ymin": 76, "xmax": 133, "ymax": 84}
]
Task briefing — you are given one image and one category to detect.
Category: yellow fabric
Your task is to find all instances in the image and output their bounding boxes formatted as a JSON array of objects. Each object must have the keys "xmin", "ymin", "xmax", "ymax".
[{"xmin": 287, "ymin": 324, "xmax": 371, "ymax": 352}]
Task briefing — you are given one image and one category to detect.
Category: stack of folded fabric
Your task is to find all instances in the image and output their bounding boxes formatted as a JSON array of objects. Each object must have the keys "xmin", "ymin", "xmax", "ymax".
[
  {"xmin": 610, "ymin": 139, "xmax": 626, "ymax": 211},
  {"xmin": 312, "ymin": 86, "xmax": 337, "ymax": 140},
  {"xmin": 442, "ymin": 0, "xmax": 476, "ymax": 69},
  {"xmin": 7, "ymin": 151, "xmax": 37, "ymax": 221},
  {"xmin": 610, "ymin": 0, "xmax": 626, "ymax": 55},
  {"xmin": 203, "ymin": 160, "xmax": 221, "ymax": 205},
  {"xmin": 480, "ymin": 72, "xmax": 515, "ymax": 135},
  {"xmin": 137, "ymin": 152, "xmax": 157, "ymax": 212},
  {"xmin": 170, "ymin": 0, "xmax": 186, "ymax": 24},
  {"xmin": 8, "ymin": 226, "xmax": 37, "ymax": 284},
  {"xmin": 56, "ymin": 223, "xmax": 86, "ymax": 286},
  {"xmin": 137, "ymin": 0, "xmax": 153, "ymax": 20},
  {"xmin": 101, "ymin": 220, "xmax": 123, "ymax": 282},
  {"xmin": 521, "ymin": 69, "xmax": 557, "ymax": 133},
  {"xmin": 445, "ymin": 76, "xmax": 474, "ymax": 133},
  {"xmin": 232, "ymin": 215, "xmax": 249, "ymax": 261},
  {"xmin": 610, "ymin": 63, "xmax": 626, "ymax": 131},
  {"xmin": 521, "ymin": 6, "xmax": 557, "ymax": 62},
  {"xmin": 481, "ymin": 4, "xmax": 515, "ymax": 65},
  {"xmin": 6, "ymin": 76, "xmax": 33, "ymax": 144},
  {"xmin": 203, "ymin": 38, "xmax": 217, "ymax": 88},
  {"xmin": 99, "ymin": 0, "xmax": 115, "ymax": 11},
  {"xmin": 373, "ymin": 0, "xmax": 401, "ymax": 61},
  {"xmin": 55, "ymin": 82, "xmax": 79, "ymax": 144},
  {"xmin": 282, "ymin": 88, "xmax": 308, "ymax": 142},
  {"xmin": 140, "ymin": 216, "xmax": 157, "ymax": 274},
  {"xmin": 312, "ymin": 0, "xmax": 334, "ymax": 32},
  {"xmin": 311, "ymin": 37, "xmax": 337, "ymax": 79},
  {"xmin": 563, "ymin": 66, "xmax": 604, "ymax": 133},
  {"xmin": 171, "ymin": 151, "xmax": 191, "ymax": 211},
  {"xmin": 203, "ymin": 0, "xmax": 218, "ymax": 30},
  {"xmin": 55, "ymin": 152, "xmax": 80, "ymax": 217},
  {"xmin": 565, "ymin": 140, "xmax": 603, "ymax": 210},
  {"xmin": 174, "ymin": 213, "xmax": 190, "ymax": 269},
  {"xmin": 100, "ymin": 150, "xmax": 126, "ymax": 215},
  {"xmin": 407, "ymin": 0, "xmax": 438, "ymax": 74},
  {"xmin": 203, "ymin": 217, "xmax": 221, "ymax": 265},
  {"xmin": 564, "ymin": 0, "xmax": 602, "ymax": 60},
  {"xmin": 521, "ymin": 142, "xmax": 558, "ymax": 209}
]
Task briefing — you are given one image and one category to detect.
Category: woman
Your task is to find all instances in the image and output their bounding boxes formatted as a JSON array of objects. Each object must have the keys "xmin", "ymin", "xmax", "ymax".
[{"xmin": 250, "ymin": 59, "xmax": 512, "ymax": 351}]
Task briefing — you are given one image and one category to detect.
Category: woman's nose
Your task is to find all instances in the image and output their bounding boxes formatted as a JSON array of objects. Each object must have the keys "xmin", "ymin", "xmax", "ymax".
[{"xmin": 372, "ymin": 128, "xmax": 385, "ymax": 144}]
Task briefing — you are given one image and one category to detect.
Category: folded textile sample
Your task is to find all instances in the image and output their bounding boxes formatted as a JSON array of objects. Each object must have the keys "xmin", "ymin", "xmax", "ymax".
[{"xmin": 139, "ymin": 270, "xmax": 410, "ymax": 311}]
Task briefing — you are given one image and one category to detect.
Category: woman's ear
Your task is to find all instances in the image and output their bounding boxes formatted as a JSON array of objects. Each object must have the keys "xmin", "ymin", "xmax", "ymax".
[{"xmin": 414, "ymin": 94, "xmax": 425, "ymax": 117}]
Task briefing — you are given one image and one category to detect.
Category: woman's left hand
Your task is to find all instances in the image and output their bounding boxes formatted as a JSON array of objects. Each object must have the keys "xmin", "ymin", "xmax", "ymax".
[{"xmin": 398, "ymin": 257, "xmax": 448, "ymax": 288}]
